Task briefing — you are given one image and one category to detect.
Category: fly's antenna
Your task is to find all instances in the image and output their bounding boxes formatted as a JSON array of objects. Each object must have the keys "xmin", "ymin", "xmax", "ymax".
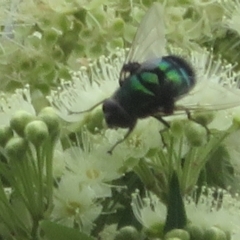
[{"xmin": 107, "ymin": 126, "xmax": 134, "ymax": 155}]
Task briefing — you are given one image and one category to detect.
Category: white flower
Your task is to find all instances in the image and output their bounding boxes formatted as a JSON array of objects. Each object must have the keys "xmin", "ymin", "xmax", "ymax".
[
  {"xmin": 62, "ymin": 145, "xmax": 122, "ymax": 197},
  {"xmin": 186, "ymin": 187, "xmax": 240, "ymax": 239},
  {"xmin": 52, "ymin": 174, "xmax": 102, "ymax": 233},
  {"xmin": 131, "ymin": 189, "xmax": 240, "ymax": 239},
  {"xmin": 47, "ymin": 48, "xmax": 125, "ymax": 123},
  {"xmin": 98, "ymin": 224, "xmax": 118, "ymax": 240},
  {"xmin": 131, "ymin": 190, "xmax": 166, "ymax": 230},
  {"xmin": 103, "ymin": 117, "xmax": 163, "ymax": 159}
]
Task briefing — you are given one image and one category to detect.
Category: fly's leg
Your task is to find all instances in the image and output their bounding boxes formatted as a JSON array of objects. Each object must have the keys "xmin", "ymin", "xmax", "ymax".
[
  {"xmin": 68, "ymin": 100, "xmax": 105, "ymax": 115},
  {"xmin": 153, "ymin": 115, "xmax": 170, "ymax": 147},
  {"xmin": 174, "ymin": 105, "xmax": 211, "ymax": 141},
  {"xmin": 107, "ymin": 126, "xmax": 134, "ymax": 155}
]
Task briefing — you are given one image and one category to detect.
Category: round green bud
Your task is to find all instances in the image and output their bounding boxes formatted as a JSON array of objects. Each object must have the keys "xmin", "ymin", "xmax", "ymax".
[
  {"xmin": 85, "ymin": 108, "xmax": 104, "ymax": 133},
  {"xmin": 25, "ymin": 120, "xmax": 49, "ymax": 146},
  {"xmin": 81, "ymin": 28, "xmax": 94, "ymax": 42},
  {"xmin": 89, "ymin": 44, "xmax": 104, "ymax": 58},
  {"xmin": 165, "ymin": 238, "xmax": 181, "ymax": 240},
  {"xmin": 233, "ymin": 114, "xmax": 240, "ymax": 129},
  {"xmin": 203, "ymin": 226, "xmax": 227, "ymax": 240},
  {"xmin": 184, "ymin": 121, "xmax": 207, "ymax": 146},
  {"xmin": 20, "ymin": 57, "xmax": 36, "ymax": 71},
  {"xmin": 38, "ymin": 107, "xmax": 60, "ymax": 139},
  {"xmin": 26, "ymin": 33, "xmax": 42, "ymax": 48},
  {"xmin": 185, "ymin": 224, "xmax": 204, "ymax": 240},
  {"xmin": 43, "ymin": 28, "xmax": 60, "ymax": 45},
  {"xmin": 10, "ymin": 111, "xmax": 35, "ymax": 137},
  {"xmin": 144, "ymin": 222, "xmax": 164, "ymax": 238},
  {"xmin": 114, "ymin": 226, "xmax": 139, "ymax": 240},
  {"xmin": 5, "ymin": 137, "xmax": 28, "ymax": 160},
  {"xmin": 107, "ymin": 38, "xmax": 124, "ymax": 51},
  {"xmin": 35, "ymin": 58, "xmax": 55, "ymax": 77},
  {"xmin": 53, "ymin": 14, "xmax": 71, "ymax": 32},
  {"xmin": 141, "ymin": 0, "xmax": 154, "ymax": 7},
  {"xmin": 73, "ymin": 8, "xmax": 87, "ymax": 22},
  {"xmin": 0, "ymin": 126, "xmax": 14, "ymax": 147},
  {"xmin": 74, "ymin": 43, "xmax": 85, "ymax": 55},
  {"xmin": 192, "ymin": 112, "xmax": 215, "ymax": 126},
  {"xmin": 171, "ymin": 120, "xmax": 184, "ymax": 137},
  {"xmin": 164, "ymin": 229, "xmax": 190, "ymax": 240},
  {"xmin": 124, "ymin": 25, "xmax": 137, "ymax": 43},
  {"xmin": 52, "ymin": 46, "xmax": 64, "ymax": 61},
  {"xmin": 111, "ymin": 18, "xmax": 124, "ymax": 34}
]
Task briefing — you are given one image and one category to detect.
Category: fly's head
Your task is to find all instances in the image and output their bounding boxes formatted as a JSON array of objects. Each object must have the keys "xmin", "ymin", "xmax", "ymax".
[{"xmin": 102, "ymin": 98, "xmax": 136, "ymax": 129}]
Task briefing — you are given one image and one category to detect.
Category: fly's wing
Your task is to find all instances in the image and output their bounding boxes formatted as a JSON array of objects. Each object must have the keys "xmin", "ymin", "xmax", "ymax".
[
  {"xmin": 175, "ymin": 81, "xmax": 240, "ymax": 113},
  {"xmin": 125, "ymin": 3, "xmax": 166, "ymax": 66}
]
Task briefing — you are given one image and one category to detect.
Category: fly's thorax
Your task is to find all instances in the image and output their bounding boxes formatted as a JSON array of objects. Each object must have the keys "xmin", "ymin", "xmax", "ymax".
[
  {"xmin": 119, "ymin": 62, "xmax": 141, "ymax": 86},
  {"xmin": 102, "ymin": 98, "xmax": 137, "ymax": 129}
]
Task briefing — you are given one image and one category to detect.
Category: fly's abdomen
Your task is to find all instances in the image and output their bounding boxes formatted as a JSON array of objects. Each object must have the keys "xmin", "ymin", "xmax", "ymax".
[{"xmin": 158, "ymin": 56, "xmax": 195, "ymax": 97}]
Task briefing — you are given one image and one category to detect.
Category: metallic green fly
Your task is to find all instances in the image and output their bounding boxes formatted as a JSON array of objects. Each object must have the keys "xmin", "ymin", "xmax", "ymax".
[
  {"xmin": 72, "ymin": 3, "xmax": 240, "ymax": 154},
  {"xmin": 102, "ymin": 3, "xmax": 197, "ymax": 153}
]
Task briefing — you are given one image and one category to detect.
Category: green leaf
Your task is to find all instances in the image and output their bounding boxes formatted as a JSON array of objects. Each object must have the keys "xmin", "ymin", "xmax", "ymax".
[
  {"xmin": 164, "ymin": 171, "xmax": 187, "ymax": 234},
  {"xmin": 40, "ymin": 220, "xmax": 95, "ymax": 240}
]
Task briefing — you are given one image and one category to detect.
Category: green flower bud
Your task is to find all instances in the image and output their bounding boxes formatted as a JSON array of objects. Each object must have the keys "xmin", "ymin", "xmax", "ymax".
[
  {"xmin": 0, "ymin": 126, "xmax": 14, "ymax": 147},
  {"xmin": 85, "ymin": 108, "xmax": 104, "ymax": 133},
  {"xmin": 185, "ymin": 224, "xmax": 204, "ymax": 240},
  {"xmin": 110, "ymin": 18, "xmax": 125, "ymax": 34},
  {"xmin": 26, "ymin": 33, "xmax": 42, "ymax": 48},
  {"xmin": 203, "ymin": 226, "xmax": 227, "ymax": 240},
  {"xmin": 81, "ymin": 28, "xmax": 94, "ymax": 42},
  {"xmin": 165, "ymin": 238, "xmax": 181, "ymax": 240},
  {"xmin": 141, "ymin": 0, "xmax": 154, "ymax": 7},
  {"xmin": 171, "ymin": 120, "xmax": 184, "ymax": 137},
  {"xmin": 232, "ymin": 114, "xmax": 240, "ymax": 129},
  {"xmin": 89, "ymin": 44, "xmax": 104, "ymax": 58},
  {"xmin": 52, "ymin": 46, "xmax": 65, "ymax": 61},
  {"xmin": 144, "ymin": 222, "xmax": 164, "ymax": 238},
  {"xmin": 43, "ymin": 28, "xmax": 61, "ymax": 46},
  {"xmin": 19, "ymin": 57, "xmax": 36, "ymax": 71},
  {"xmin": 108, "ymin": 38, "xmax": 124, "ymax": 51},
  {"xmin": 10, "ymin": 111, "xmax": 35, "ymax": 137},
  {"xmin": 25, "ymin": 120, "xmax": 49, "ymax": 146},
  {"xmin": 192, "ymin": 112, "xmax": 215, "ymax": 126},
  {"xmin": 86, "ymin": 9, "xmax": 105, "ymax": 27},
  {"xmin": 38, "ymin": 107, "xmax": 60, "ymax": 139},
  {"xmin": 5, "ymin": 137, "xmax": 28, "ymax": 160},
  {"xmin": 164, "ymin": 229, "xmax": 190, "ymax": 240},
  {"xmin": 58, "ymin": 66, "xmax": 71, "ymax": 80},
  {"xmin": 35, "ymin": 58, "xmax": 55, "ymax": 77},
  {"xmin": 74, "ymin": 43, "xmax": 85, "ymax": 55},
  {"xmin": 53, "ymin": 14, "xmax": 71, "ymax": 32},
  {"xmin": 114, "ymin": 226, "xmax": 139, "ymax": 240},
  {"xmin": 73, "ymin": 8, "xmax": 87, "ymax": 22},
  {"xmin": 184, "ymin": 121, "xmax": 207, "ymax": 146},
  {"xmin": 124, "ymin": 25, "xmax": 137, "ymax": 43}
]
